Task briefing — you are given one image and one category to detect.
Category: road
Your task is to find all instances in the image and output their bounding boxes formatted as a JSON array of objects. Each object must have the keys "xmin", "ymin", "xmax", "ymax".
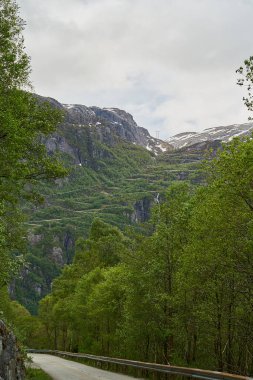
[{"xmin": 31, "ymin": 354, "xmax": 138, "ymax": 380}]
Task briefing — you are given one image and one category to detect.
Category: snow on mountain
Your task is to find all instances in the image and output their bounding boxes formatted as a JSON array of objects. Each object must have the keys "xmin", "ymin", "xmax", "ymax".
[
  {"xmin": 167, "ymin": 123, "xmax": 253, "ymax": 150},
  {"xmin": 61, "ymin": 102, "xmax": 171, "ymax": 155}
]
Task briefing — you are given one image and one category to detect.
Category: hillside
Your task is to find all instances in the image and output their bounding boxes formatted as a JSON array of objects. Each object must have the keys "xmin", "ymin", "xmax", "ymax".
[
  {"xmin": 11, "ymin": 97, "xmax": 200, "ymax": 313},
  {"xmin": 13, "ymin": 96, "xmax": 234, "ymax": 313}
]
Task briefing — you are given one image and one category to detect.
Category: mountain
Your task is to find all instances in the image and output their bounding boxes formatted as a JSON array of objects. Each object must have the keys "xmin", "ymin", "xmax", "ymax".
[
  {"xmin": 42, "ymin": 97, "xmax": 171, "ymax": 157},
  {"xmin": 13, "ymin": 96, "xmax": 183, "ymax": 313},
  {"xmin": 167, "ymin": 122, "xmax": 253, "ymax": 150},
  {"xmin": 18, "ymin": 96, "xmax": 244, "ymax": 313}
]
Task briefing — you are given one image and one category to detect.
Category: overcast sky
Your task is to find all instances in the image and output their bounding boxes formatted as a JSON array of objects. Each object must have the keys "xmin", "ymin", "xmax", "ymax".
[{"xmin": 18, "ymin": 0, "xmax": 253, "ymax": 138}]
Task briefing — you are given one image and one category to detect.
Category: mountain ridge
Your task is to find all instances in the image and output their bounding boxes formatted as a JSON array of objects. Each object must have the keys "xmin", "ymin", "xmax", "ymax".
[
  {"xmin": 41, "ymin": 95, "xmax": 253, "ymax": 154},
  {"xmin": 14, "ymin": 96, "xmax": 252, "ymax": 313},
  {"xmin": 167, "ymin": 122, "xmax": 253, "ymax": 150},
  {"xmin": 40, "ymin": 96, "xmax": 171, "ymax": 156}
]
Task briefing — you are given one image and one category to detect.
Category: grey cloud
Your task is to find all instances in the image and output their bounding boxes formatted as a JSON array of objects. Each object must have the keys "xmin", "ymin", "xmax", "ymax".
[{"xmin": 18, "ymin": 0, "xmax": 252, "ymax": 137}]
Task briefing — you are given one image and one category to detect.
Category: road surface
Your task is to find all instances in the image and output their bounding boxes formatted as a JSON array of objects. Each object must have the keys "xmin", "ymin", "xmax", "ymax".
[{"xmin": 31, "ymin": 354, "xmax": 138, "ymax": 380}]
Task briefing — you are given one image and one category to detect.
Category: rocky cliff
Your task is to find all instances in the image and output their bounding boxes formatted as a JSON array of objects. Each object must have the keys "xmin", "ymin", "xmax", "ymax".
[
  {"xmin": 0, "ymin": 321, "xmax": 24, "ymax": 380},
  {"xmin": 41, "ymin": 96, "xmax": 171, "ymax": 159}
]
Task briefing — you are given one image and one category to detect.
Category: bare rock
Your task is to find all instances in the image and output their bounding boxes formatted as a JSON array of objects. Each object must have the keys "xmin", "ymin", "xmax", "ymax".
[
  {"xmin": 28, "ymin": 233, "xmax": 43, "ymax": 245},
  {"xmin": 0, "ymin": 320, "xmax": 24, "ymax": 380},
  {"xmin": 52, "ymin": 247, "xmax": 64, "ymax": 267}
]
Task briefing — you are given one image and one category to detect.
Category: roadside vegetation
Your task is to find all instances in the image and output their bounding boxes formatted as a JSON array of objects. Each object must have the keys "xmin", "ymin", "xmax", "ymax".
[
  {"xmin": 32, "ymin": 134, "xmax": 253, "ymax": 374},
  {"xmin": 1, "ymin": 0, "xmax": 253, "ymax": 377},
  {"xmin": 25, "ymin": 368, "xmax": 53, "ymax": 380}
]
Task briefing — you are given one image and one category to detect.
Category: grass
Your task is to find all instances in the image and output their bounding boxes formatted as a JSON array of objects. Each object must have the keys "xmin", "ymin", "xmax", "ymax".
[{"xmin": 25, "ymin": 368, "xmax": 53, "ymax": 380}]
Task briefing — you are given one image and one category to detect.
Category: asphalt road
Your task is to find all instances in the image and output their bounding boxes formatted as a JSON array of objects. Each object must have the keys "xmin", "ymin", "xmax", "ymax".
[{"xmin": 31, "ymin": 354, "xmax": 138, "ymax": 380}]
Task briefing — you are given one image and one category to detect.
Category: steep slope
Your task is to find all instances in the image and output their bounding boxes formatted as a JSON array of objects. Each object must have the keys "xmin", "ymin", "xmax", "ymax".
[
  {"xmin": 43, "ymin": 97, "xmax": 171, "ymax": 157},
  {"xmin": 12, "ymin": 97, "xmax": 198, "ymax": 313},
  {"xmin": 167, "ymin": 122, "xmax": 253, "ymax": 149}
]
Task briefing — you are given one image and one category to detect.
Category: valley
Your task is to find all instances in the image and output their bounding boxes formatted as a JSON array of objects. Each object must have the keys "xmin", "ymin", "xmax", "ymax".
[
  {"xmin": 2, "ymin": 1, "xmax": 253, "ymax": 378},
  {"xmin": 12, "ymin": 96, "xmax": 252, "ymax": 314}
]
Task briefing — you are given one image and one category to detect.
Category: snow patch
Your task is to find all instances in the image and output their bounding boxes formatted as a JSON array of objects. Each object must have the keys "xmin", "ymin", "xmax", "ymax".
[
  {"xmin": 168, "ymin": 133, "xmax": 196, "ymax": 142},
  {"xmin": 228, "ymin": 130, "xmax": 247, "ymax": 140},
  {"xmin": 63, "ymin": 104, "xmax": 74, "ymax": 109},
  {"xmin": 156, "ymin": 144, "xmax": 167, "ymax": 152},
  {"xmin": 208, "ymin": 129, "xmax": 223, "ymax": 135},
  {"xmin": 104, "ymin": 108, "xmax": 117, "ymax": 114}
]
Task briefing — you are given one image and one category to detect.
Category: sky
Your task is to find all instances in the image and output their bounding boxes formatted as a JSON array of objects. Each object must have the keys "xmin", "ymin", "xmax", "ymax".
[{"xmin": 18, "ymin": 0, "xmax": 253, "ymax": 139}]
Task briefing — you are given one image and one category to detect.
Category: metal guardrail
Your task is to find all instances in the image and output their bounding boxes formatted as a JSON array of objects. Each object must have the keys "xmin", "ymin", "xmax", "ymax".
[{"xmin": 27, "ymin": 349, "xmax": 253, "ymax": 380}]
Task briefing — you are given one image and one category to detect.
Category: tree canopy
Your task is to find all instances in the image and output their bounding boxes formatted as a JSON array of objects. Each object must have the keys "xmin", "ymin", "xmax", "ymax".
[{"xmin": 0, "ymin": 0, "xmax": 66, "ymax": 286}]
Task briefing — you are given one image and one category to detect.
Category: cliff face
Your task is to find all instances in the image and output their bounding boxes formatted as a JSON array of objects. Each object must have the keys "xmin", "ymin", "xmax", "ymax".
[
  {"xmin": 0, "ymin": 321, "xmax": 24, "ymax": 380},
  {"xmin": 41, "ymin": 96, "xmax": 171, "ymax": 158}
]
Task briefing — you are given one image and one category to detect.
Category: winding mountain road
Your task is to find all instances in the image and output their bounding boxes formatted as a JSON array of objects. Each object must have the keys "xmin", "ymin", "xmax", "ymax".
[{"xmin": 31, "ymin": 354, "xmax": 138, "ymax": 380}]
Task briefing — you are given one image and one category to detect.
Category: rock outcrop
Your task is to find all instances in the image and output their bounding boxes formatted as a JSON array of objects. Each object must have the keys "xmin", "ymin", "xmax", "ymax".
[
  {"xmin": 132, "ymin": 197, "xmax": 151, "ymax": 223},
  {"xmin": 39, "ymin": 95, "xmax": 171, "ymax": 156},
  {"xmin": 0, "ymin": 320, "xmax": 24, "ymax": 380}
]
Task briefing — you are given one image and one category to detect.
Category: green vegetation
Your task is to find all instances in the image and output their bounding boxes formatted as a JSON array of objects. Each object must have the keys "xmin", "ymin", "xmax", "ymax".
[
  {"xmin": 25, "ymin": 368, "xmax": 53, "ymax": 380},
  {"xmin": 0, "ymin": 0, "xmax": 65, "ymax": 339},
  {"xmin": 29, "ymin": 134, "xmax": 253, "ymax": 376},
  {"xmin": 16, "ymin": 127, "xmax": 204, "ymax": 313},
  {"xmin": 19, "ymin": 55, "xmax": 253, "ymax": 374},
  {"xmin": 2, "ymin": 0, "xmax": 253, "ymax": 377}
]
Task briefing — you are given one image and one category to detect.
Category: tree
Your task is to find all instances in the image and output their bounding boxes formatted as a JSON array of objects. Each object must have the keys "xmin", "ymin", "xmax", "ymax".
[
  {"xmin": 120, "ymin": 183, "xmax": 191, "ymax": 363},
  {"xmin": 0, "ymin": 0, "xmax": 30, "ymax": 90},
  {"xmin": 0, "ymin": 0, "xmax": 66, "ymax": 288},
  {"xmin": 236, "ymin": 56, "xmax": 253, "ymax": 116},
  {"xmin": 37, "ymin": 219, "xmax": 128, "ymax": 352},
  {"xmin": 75, "ymin": 218, "xmax": 127, "ymax": 270},
  {"xmin": 175, "ymin": 138, "xmax": 253, "ymax": 373}
]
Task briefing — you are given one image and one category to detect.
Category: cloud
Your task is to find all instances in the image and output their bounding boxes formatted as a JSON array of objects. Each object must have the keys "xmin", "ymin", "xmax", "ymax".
[{"xmin": 18, "ymin": 0, "xmax": 253, "ymax": 137}]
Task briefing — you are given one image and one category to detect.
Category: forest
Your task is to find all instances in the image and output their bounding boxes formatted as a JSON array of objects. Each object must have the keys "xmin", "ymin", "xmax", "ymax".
[
  {"xmin": 1, "ymin": 0, "xmax": 253, "ymax": 377},
  {"xmin": 33, "ymin": 135, "xmax": 253, "ymax": 374}
]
